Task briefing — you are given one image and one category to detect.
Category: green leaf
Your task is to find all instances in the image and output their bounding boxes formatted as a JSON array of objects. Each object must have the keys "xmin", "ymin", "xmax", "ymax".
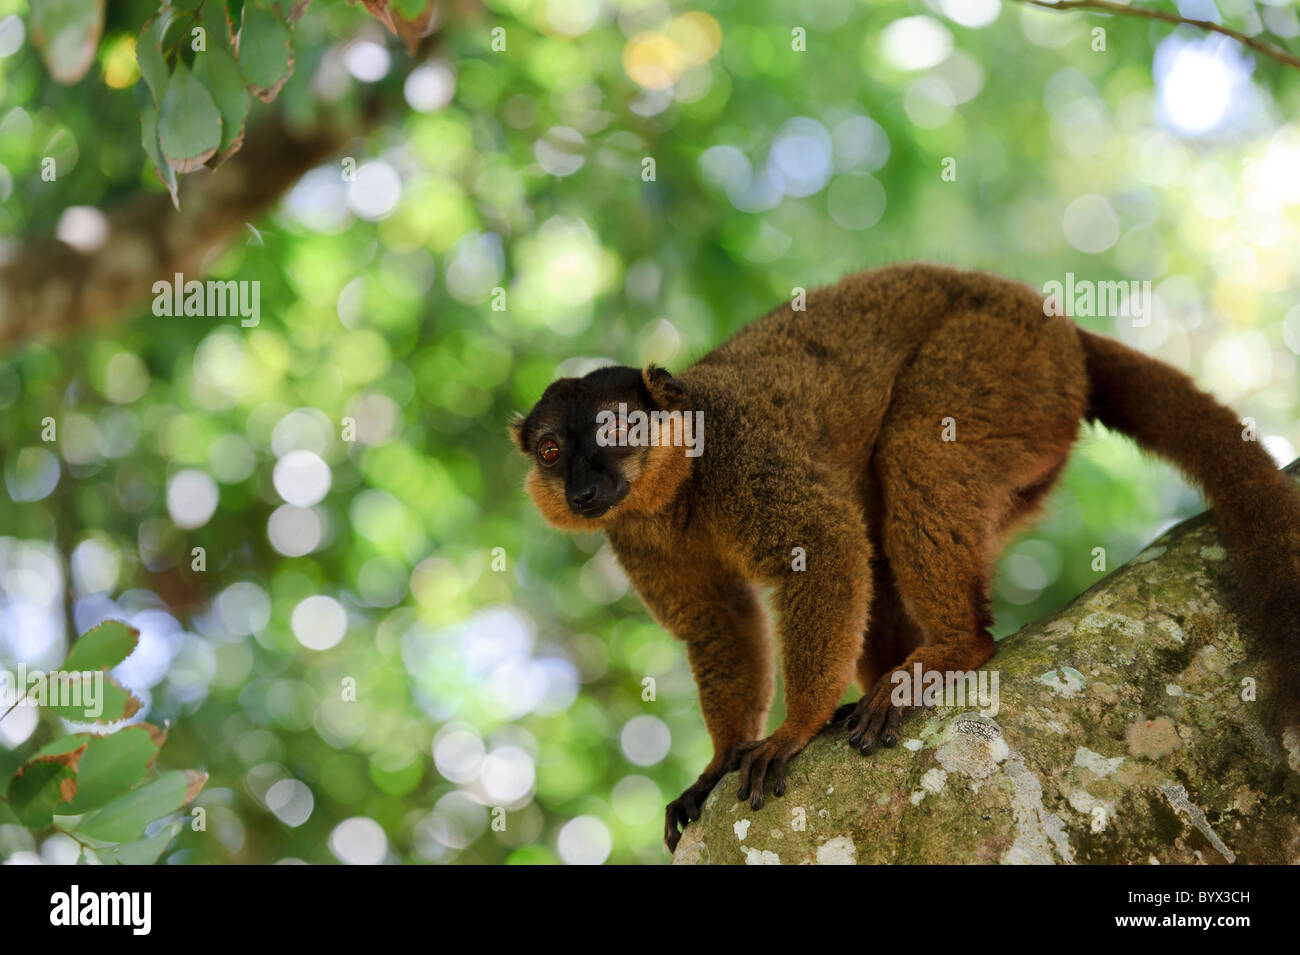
[
  {"xmin": 77, "ymin": 769, "xmax": 208, "ymax": 843},
  {"xmin": 96, "ymin": 821, "xmax": 182, "ymax": 865},
  {"xmin": 285, "ymin": 1, "xmax": 312, "ymax": 24},
  {"xmin": 237, "ymin": 0, "xmax": 293, "ymax": 102},
  {"xmin": 45, "ymin": 673, "xmax": 144, "ymax": 725},
  {"xmin": 159, "ymin": 2, "xmax": 198, "ymax": 52},
  {"xmin": 135, "ymin": 79, "xmax": 181, "ymax": 209},
  {"xmin": 60, "ymin": 726, "xmax": 166, "ymax": 814},
  {"xmin": 62, "ymin": 620, "xmax": 138, "ymax": 673},
  {"xmin": 35, "ymin": 735, "xmax": 87, "ymax": 758},
  {"xmin": 359, "ymin": 0, "xmax": 434, "ymax": 56},
  {"xmin": 8, "ymin": 746, "xmax": 87, "ymax": 830},
  {"xmin": 194, "ymin": 47, "xmax": 250, "ymax": 160},
  {"xmin": 158, "ymin": 60, "xmax": 222, "ymax": 173},
  {"xmin": 199, "ymin": 0, "xmax": 234, "ymax": 50},
  {"xmin": 29, "ymin": 0, "xmax": 105, "ymax": 84},
  {"xmin": 135, "ymin": 16, "xmax": 168, "ymax": 104}
]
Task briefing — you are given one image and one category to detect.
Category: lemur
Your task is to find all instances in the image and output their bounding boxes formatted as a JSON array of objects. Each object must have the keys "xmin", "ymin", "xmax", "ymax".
[{"xmin": 510, "ymin": 263, "xmax": 1300, "ymax": 852}]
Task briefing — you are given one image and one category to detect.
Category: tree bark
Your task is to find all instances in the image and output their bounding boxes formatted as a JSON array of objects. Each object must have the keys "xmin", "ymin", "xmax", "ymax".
[{"xmin": 674, "ymin": 459, "xmax": 1300, "ymax": 865}]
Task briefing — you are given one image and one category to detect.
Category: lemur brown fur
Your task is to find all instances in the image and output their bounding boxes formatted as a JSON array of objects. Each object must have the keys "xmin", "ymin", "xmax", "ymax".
[{"xmin": 511, "ymin": 263, "xmax": 1300, "ymax": 852}]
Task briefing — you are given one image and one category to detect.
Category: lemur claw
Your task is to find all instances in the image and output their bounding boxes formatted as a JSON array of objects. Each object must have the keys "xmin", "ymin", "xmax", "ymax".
[
  {"xmin": 830, "ymin": 702, "xmax": 858, "ymax": 727},
  {"xmin": 728, "ymin": 733, "xmax": 802, "ymax": 810},
  {"xmin": 841, "ymin": 681, "xmax": 906, "ymax": 755},
  {"xmin": 664, "ymin": 773, "xmax": 722, "ymax": 852}
]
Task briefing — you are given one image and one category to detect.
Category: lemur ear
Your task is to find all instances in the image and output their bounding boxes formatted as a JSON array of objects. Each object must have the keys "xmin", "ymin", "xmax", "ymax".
[
  {"xmin": 508, "ymin": 413, "xmax": 529, "ymax": 453},
  {"xmin": 641, "ymin": 364, "xmax": 685, "ymax": 407}
]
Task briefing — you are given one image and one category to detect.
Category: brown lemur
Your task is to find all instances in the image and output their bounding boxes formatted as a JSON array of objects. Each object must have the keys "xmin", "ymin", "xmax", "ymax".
[{"xmin": 509, "ymin": 263, "xmax": 1300, "ymax": 852}]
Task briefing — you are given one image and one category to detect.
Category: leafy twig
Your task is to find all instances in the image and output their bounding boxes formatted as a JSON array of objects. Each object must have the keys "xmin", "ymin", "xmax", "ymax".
[{"xmin": 1013, "ymin": 0, "xmax": 1300, "ymax": 72}]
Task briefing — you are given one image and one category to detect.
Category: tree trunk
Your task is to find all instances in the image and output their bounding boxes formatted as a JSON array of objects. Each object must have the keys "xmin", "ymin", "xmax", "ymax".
[
  {"xmin": 673, "ymin": 459, "xmax": 1300, "ymax": 865},
  {"xmin": 0, "ymin": 111, "xmax": 362, "ymax": 345}
]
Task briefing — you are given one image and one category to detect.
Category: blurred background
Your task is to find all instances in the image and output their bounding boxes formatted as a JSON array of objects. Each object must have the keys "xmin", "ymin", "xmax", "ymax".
[{"xmin": 1, "ymin": 0, "xmax": 1299, "ymax": 863}]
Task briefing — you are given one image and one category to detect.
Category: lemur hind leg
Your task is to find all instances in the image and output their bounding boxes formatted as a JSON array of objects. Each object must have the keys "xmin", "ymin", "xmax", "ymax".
[
  {"xmin": 842, "ymin": 447, "xmax": 1000, "ymax": 752},
  {"xmin": 840, "ymin": 310, "xmax": 1086, "ymax": 753},
  {"xmin": 829, "ymin": 553, "xmax": 921, "ymax": 728}
]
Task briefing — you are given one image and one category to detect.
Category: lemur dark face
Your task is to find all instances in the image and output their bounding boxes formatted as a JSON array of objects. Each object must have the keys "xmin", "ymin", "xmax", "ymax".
[{"xmin": 511, "ymin": 364, "xmax": 688, "ymax": 531}]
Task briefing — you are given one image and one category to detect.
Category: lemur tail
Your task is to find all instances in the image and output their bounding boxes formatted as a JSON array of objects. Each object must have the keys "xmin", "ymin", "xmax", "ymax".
[{"xmin": 1078, "ymin": 328, "xmax": 1300, "ymax": 728}]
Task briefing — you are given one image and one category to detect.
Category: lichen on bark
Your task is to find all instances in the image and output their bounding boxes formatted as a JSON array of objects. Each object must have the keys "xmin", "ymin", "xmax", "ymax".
[{"xmin": 673, "ymin": 460, "xmax": 1300, "ymax": 865}]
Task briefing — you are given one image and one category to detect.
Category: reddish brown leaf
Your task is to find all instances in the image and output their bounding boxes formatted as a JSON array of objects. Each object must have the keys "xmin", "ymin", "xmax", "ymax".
[
  {"xmin": 183, "ymin": 770, "xmax": 209, "ymax": 803},
  {"xmin": 358, "ymin": 0, "xmax": 438, "ymax": 56},
  {"xmin": 23, "ymin": 742, "xmax": 90, "ymax": 805}
]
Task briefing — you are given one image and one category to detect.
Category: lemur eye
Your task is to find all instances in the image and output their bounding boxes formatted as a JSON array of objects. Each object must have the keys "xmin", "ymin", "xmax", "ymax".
[{"xmin": 537, "ymin": 437, "xmax": 561, "ymax": 466}]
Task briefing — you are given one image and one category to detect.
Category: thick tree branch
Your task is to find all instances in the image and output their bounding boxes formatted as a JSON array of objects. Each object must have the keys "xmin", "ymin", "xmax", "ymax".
[
  {"xmin": 1014, "ymin": 0, "xmax": 1300, "ymax": 72},
  {"xmin": 0, "ymin": 109, "xmax": 368, "ymax": 346},
  {"xmin": 0, "ymin": 0, "xmax": 463, "ymax": 348},
  {"xmin": 675, "ymin": 459, "xmax": 1300, "ymax": 865}
]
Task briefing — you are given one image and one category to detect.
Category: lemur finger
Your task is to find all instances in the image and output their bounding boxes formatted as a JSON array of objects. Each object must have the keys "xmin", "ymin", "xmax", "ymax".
[
  {"xmin": 748, "ymin": 765, "xmax": 768, "ymax": 810},
  {"xmin": 832, "ymin": 702, "xmax": 857, "ymax": 727},
  {"xmin": 744, "ymin": 750, "xmax": 774, "ymax": 810},
  {"xmin": 735, "ymin": 750, "xmax": 756, "ymax": 801},
  {"xmin": 882, "ymin": 706, "xmax": 902, "ymax": 747},
  {"xmin": 771, "ymin": 757, "xmax": 788, "ymax": 798},
  {"xmin": 854, "ymin": 703, "xmax": 891, "ymax": 754},
  {"xmin": 664, "ymin": 807, "xmax": 684, "ymax": 851},
  {"xmin": 725, "ymin": 740, "xmax": 757, "ymax": 773}
]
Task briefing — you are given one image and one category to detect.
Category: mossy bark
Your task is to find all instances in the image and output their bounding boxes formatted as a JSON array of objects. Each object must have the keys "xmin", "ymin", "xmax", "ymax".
[{"xmin": 673, "ymin": 460, "xmax": 1300, "ymax": 865}]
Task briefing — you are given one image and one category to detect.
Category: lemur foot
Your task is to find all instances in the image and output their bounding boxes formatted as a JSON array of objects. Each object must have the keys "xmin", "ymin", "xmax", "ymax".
[
  {"xmin": 840, "ymin": 679, "xmax": 906, "ymax": 755},
  {"xmin": 727, "ymin": 729, "xmax": 809, "ymax": 810},
  {"xmin": 664, "ymin": 772, "xmax": 721, "ymax": 852},
  {"xmin": 829, "ymin": 702, "xmax": 857, "ymax": 724}
]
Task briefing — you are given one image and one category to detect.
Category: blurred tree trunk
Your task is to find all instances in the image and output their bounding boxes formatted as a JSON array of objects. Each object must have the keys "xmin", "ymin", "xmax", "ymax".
[
  {"xmin": 0, "ymin": 0, "xmax": 467, "ymax": 345},
  {"xmin": 674, "ymin": 459, "xmax": 1300, "ymax": 865},
  {"xmin": 0, "ymin": 110, "xmax": 364, "ymax": 345}
]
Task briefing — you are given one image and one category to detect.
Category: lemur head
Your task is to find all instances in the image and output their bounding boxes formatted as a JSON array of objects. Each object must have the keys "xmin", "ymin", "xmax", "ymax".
[{"xmin": 511, "ymin": 364, "xmax": 693, "ymax": 531}]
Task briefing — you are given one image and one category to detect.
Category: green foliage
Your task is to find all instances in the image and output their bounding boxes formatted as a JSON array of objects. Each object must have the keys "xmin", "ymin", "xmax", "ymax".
[
  {"xmin": 62, "ymin": 620, "xmax": 138, "ymax": 672},
  {"xmin": 29, "ymin": 0, "xmax": 104, "ymax": 83},
  {"xmin": 236, "ymin": 1, "xmax": 292, "ymax": 99},
  {"xmin": 129, "ymin": 0, "xmax": 304, "ymax": 199},
  {"xmin": 56, "ymin": 726, "xmax": 163, "ymax": 812},
  {"xmin": 157, "ymin": 59, "xmax": 222, "ymax": 170},
  {"xmin": 195, "ymin": 44, "xmax": 250, "ymax": 154},
  {"xmin": 77, "ymin": 769, "xmax": 205, "ymax": 842},
  {"xmin": 0, "ymin": 622, "xmax": 206, "ymax": 863},
  {"xmin": 9, "ymin": 755, "xmax": 80, "ymax": 829}
]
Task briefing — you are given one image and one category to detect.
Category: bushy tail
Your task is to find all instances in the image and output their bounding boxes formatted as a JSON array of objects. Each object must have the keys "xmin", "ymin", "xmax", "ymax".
[{"xmin": 1079, "ymin": 329, "xmax": 1300, "ymax": 728}]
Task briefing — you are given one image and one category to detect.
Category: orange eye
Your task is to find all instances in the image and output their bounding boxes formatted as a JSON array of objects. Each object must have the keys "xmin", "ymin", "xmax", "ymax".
[{"xmin": 537, "ymin": 438, "xmax": 561, "ymax": 465}]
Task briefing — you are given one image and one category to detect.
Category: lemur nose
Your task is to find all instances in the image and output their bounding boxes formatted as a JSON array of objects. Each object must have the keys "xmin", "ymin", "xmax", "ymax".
[{"xmin": 569, "ymin": 486, "xmax": 599, "ymax": 509}]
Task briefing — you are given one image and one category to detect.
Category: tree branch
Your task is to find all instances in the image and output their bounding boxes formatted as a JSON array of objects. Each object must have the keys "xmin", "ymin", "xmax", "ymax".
[
  {"xmin": 675, "ymin": 458, "xmax": 1300, "ymax": 865},
  {"xmin": 1014, "ymin": 0, "xmax": 1300, "ymax": 72},
  {"xmin": 0, "ymin": 0, "xmax": 467, "ymax": 347},
  {"xmin": 0, "ymin": 109, "xmax": 368, "ymax": 346}
]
